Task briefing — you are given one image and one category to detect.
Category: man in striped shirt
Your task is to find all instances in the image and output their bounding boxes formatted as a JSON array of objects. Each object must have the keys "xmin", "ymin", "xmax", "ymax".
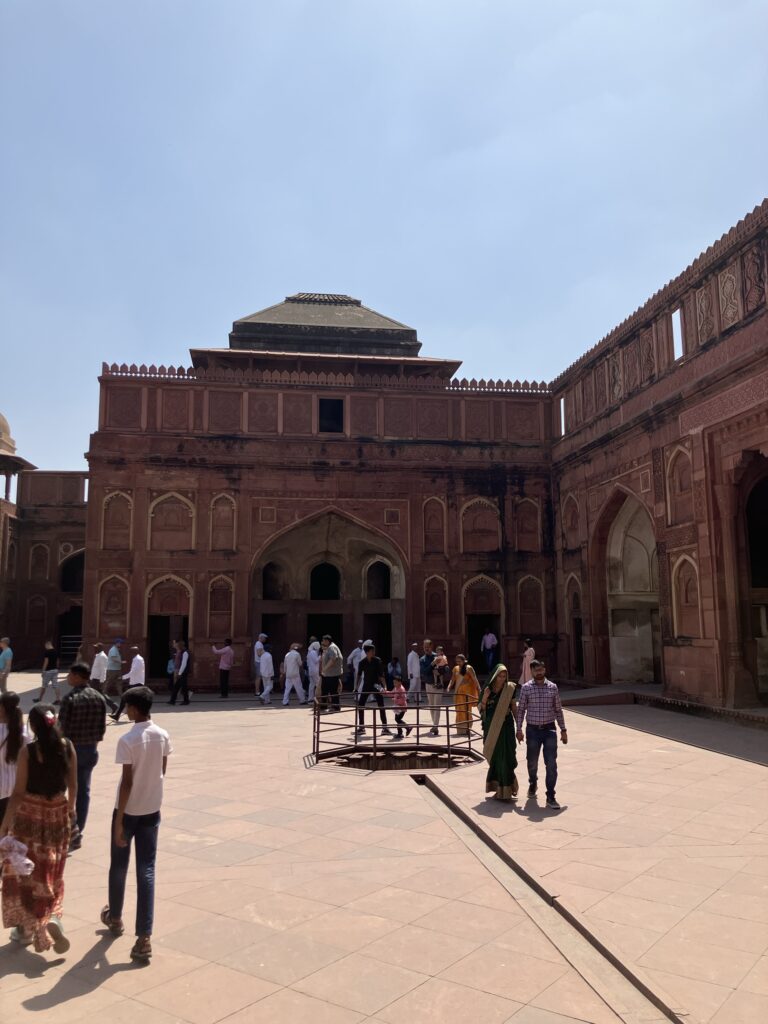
[{"xmin": 516, "ymin": 660, "xmax": 568, "ymax": 809}]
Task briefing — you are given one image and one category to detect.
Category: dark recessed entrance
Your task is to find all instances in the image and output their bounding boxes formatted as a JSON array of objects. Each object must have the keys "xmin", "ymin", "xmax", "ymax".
[
  {"xmin": 307, "ymin": 613, "xmax": 343, "ymax": 649},
  {"xmin": 148, "ymin": 614, "xmax": 188, "ymax": 678}
]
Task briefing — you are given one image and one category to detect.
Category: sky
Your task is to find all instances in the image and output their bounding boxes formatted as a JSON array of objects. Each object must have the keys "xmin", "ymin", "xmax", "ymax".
[{"xmin": 2, "ymin": 0, "xmax": 766, "ymax": 470}]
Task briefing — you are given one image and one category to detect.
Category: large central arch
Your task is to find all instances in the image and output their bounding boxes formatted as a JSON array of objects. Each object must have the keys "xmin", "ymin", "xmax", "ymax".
[
  {"xmin": 252, "ymin": 509, "xmax": 406, "ymax": 663},
  {"xmin": 590, "ymin": 489, "xmax": 662, "ymax": 684}
]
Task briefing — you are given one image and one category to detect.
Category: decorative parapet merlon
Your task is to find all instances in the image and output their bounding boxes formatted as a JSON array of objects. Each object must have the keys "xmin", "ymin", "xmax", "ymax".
[{"xmin": 100, "ymin": 363, "xmax": 550, "ymax": 394}]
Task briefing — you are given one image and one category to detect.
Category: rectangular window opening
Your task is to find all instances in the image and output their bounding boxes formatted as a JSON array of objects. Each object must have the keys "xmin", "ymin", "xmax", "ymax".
[
  {"xmin": 318, "ymin": 397, "xmax": 344, "ymax": 433},
  {"xmin": 671, "ymin": 308, "xmax": 684, "ymax": 361},
  {"xmin": 559, "ymin": 396, "xmax": 566, "ymax": 436}
]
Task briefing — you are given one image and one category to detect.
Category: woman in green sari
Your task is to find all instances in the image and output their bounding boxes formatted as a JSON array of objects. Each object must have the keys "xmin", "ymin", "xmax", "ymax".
[{"xmin": 480, "ymin": 664, "xmax": 518, "ymax": 801}]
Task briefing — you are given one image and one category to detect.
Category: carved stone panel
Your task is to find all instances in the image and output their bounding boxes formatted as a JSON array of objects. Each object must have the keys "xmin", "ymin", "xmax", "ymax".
[
  {"xmin": 417, "ymin": 401, "xmax": 447, "ymax": 439},
  {"xmin": 519, "ymin": 577, "xmax": 543, "ymax": 635},
  {"xmin": 423, "ymin": 498, "xmax": 445, "ymax": 554},
  {"xmin": 742, "ymin": 244, "xmax": 766, "ymax": 314},
  {"xmin": 463, "ymin": 500, "xmax": 500, "ymax": 553},
  {"xmin": 582, "ymin": 373, "xmax": 594, "ymax": 420},
  {"xmin": 147, "ymin": 578, "xmax": 190, "ymax": 616},
  {"xmin": 718, "ymin": 263, "xmax": 741, "ymax": 330},
  {"xmin": 639, "ymin": 329, "xmax": 655, "ymax": 383},
  {"xmin": 208, "ymin": 578, "xmax": 233, "ymax": 637},
  {"xmin": 350, "ymin": 396, "xmax": 378, "ymax": 437},
  {"xmin": 465, "ymin": 401, "xmax": 490, "ymax": 440},
  {"xmin": 162, "ymin": 389, "xmax": 189, "ymax": 431},
  {"xmin": 99, "ymin": 576, "xmax": 128, "ymax": 638},
  {"xmin": 384, "ymin": 398, "xmax": 412, "ymax": 437},
  {"xmin": 103, "ymin": 493, "xmax": 132, "ymax": 550},
  {"xmin": 209, "ymin": 391, "xmax": 241, "ymax": 433},
  {"xmin": 696, "ymin": 282, "xmax": 716, "ymax": 344},
  {"xmin": 595, "ymin": 362, "xmax": 607, "ymax": 410},
  {"xmin": 425, "ymin": 578, "xmax": 447, "ymax": 637},
  {"xmin": 248, "ymin": 392, "xmax": 278, "ymax": 434},
  {"xmin": 210, "ymin": 497, "xmax": 235, "ymax": 550},
  {"xmin": 106, "ymin": 387, "xmax": 142, "ymax": 429},
  {"xmin": 150, "ymin": 496, "xmax": 194, "ymax": 551},
  {"xmin": 506, "ymin": 404, "xmax": 539, "ymax": 440},
  {"xmin": 608, "ymin": 353, "xmax": 623, "ymax": 403},
  {"xmin": 292, "ymin": 394, "xmax": 313, "ymax": 435},
  {"xmin": 623, "ymin": 340, "xmax": 640, "ymax": 393}
]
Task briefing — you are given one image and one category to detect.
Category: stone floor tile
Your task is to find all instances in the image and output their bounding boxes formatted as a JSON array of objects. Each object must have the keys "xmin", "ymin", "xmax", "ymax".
[
  {"xmin": 709, "ymin": 988, "xmax": 768, "ymax": 1023},
  {"xmin": 78, "ymin": 1001, "xmax": 191, "ymax": 1024},
  {"xmin": 529, "ymin": 973, "xmax": 622, "ymax": 1024},
  {"xmin": 507, "ymin": 1007, "xmax": 609, "ymax": 1024},
  {"xmin": 719, "ymin": 869, "xmax": 768, "ymax": 898},
  {"xmin": 664, "ymin": 909, "xmax": 768, "ymax": 954},
  {"xmin": 223, "ymin": 890, "xmax": 336, "ymax": 929},
  {"xmin": 292, "ymin": 951, "xmax": 427, "ymax": 1015},
  {"xmin": 71, "ymin": 942, "xmax": 207, "ymax": 996},
  {"xmin": 585, "ymin": 892, "xmax": 688, "ymax": 933},
  {"xmin": 289, "ymin": 907, "xmax": 402, "ymax": 950},
  {"xmin": 220, "ymin": 930, "xmax": 347, "ymax": 985},
  {"xmin": 638, "ymin": 933, "xmax": 759, "ymax": 988},
  {"xmin": 740, "ymin": 955, "xmax": 768, "ymax": 996},
  {"xmin": 640, "ymin": 968, "xmax": 732, "ymax": 1022},
  {"xmin": 0, "ymin": 973, "xmax": 125, "ymax": 1023},
  {"xmin": 439, "ymin": 944, "xmax": 569, "ymax": 1003},
  {"xmin": 218, "ymin": 987, "xmax": 364, "ymax": 1024},
  {"xmin": 134, "ymin": 962, "xmax": 278, "ymax": 1024},
  {"xmin": 285, "ymin": 873, "xmax": 385, "ymax": 905},
  {"xmin": 169, "ymin": 878, "xmax": 265, "ymax": 913},
  {"xmin": 544, "ymin": 861, "xmax": 639, "ymax": 893},
  {"xmin": 375, "ymin": 976, "xmax": 522, "ymax": 1024},
  {"xmin": 396, "ymin": 866, "xmax": 479, "ymax": 899},
  {"xmin": 616, "ymin": 873, "xmax": 712, "ymax": 910},
  {"xmin": 411, "ymin": 899, "xmax": 522, "ymax": 943},
  {"xmin": 344, "ymin": 885, "xmax": 449, "ymax": 923},
  {"xmin": 699, "ymin": 890, "xmax": 768, "ymax": 923},
  {"xmin": 550, "ymin": 881, "xmax": 611, "ymax": 913},
  {"xmin": 158, "ymin": 912, "xmax": 279, "ymax": 959},
  {"xmin": 361, "ymin": 923, "xmax": 480, "ymax": 975}
]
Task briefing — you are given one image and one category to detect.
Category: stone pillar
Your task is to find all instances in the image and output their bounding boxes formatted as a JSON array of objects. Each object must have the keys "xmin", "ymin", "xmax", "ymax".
[{"xmin": 713, "ymin": 482, "xmax": 756, "ymax": 706}]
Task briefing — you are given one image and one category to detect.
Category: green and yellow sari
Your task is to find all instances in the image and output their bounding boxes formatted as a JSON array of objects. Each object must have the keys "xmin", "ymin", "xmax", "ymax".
[{"xmin": 481, "ymin": 664, "xmax": 518, "ymax": 801}]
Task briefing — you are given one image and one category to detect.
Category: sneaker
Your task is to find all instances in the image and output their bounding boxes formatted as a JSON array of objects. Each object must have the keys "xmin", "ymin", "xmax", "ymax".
[
  {"xmin": 32, "ymin": 697, "xmax": 41, "ymax": 703},
  {"xmin": 355, "ymin": 727, "xmax": 367, "ymax": 737},
  {"xmin": 47, "ymin": 915, "xmax": 70, "ymax": 954},
  {"xmin": 405, "ymin": 726, "xmax": 413, "ymax": 736},
  {"xmin": 429, "ymin": 727, "xmax": 439, "ymax": 737},
  {"xmin": 108, "ymin": 713, "xmax": 119, "ymax": 722},
  {"xmin": 68, "ymin": 834, "xmax": 82, "ymax": 852},
  {"xmin": 381, "ymin": 727, "xmax": 393, "ymax": 735},
  {"xmin": 546, "ymin": 798, "xmax": 561, "ymax": 810},
  {"xmin": 10, "ymin": 926, "xmax": 32, "ymax": 946},
  {"xmin": 527, "ymin": 784, "xmax": 537, "ymax": 798}
]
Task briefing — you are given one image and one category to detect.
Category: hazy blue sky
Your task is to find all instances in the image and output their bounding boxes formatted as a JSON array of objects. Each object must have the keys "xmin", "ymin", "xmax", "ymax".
[{"xmin": 2, "ymin": 1, "xmax": 766, "ymax": 469}]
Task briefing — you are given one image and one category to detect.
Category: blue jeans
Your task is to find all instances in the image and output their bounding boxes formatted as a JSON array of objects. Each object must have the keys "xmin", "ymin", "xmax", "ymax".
[
  {"xmin": 483, "ymin": 647, "xmax": 497, "ymax": 672},
  {"xmin": 525, "ymin": 724, "xmax": 558, "ymax": 798},
  {"xmin": 109, "ymin": 809, "xmax": 160, "ymax": 936},
  {"xmin": 74, "ymin": 743, "xmax": 99, "ymax": 833}
]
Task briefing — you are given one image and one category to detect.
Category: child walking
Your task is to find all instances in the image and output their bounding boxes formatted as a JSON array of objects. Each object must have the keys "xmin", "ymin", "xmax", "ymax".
[
  {"xmin": 385, "ymin": 675, "xmax": 412, "ymax": 739},
  {"xmin": 101, "ymin": 686, "xmax": 172, "ymax": 962}
]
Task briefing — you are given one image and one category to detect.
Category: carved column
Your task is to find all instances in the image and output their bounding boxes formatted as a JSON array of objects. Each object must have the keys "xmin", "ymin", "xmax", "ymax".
[{"xmin": 713, "ymin": 481, "xmax": 756, "ymax": 707}]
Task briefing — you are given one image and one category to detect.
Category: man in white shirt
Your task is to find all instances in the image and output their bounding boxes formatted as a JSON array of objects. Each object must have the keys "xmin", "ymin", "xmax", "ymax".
[
  {"xmin": 306, "ymin": 641, "xmax": 321, "ymax": 703},
  {"xmin": 481, "ymin": 627, "xmax": 498, "ymax": 674},
  {"xmin": 281, "ymin": 644, "xmax": 306, "ymax": 706},
  {"xmin": 111, "ymin": 647, "xmax": 146, "ymax": 723},
  {"xmin": 407, "ymin": 642, "xmax": 421, "ymax": 704},
  {"xmin": 253, "ymin": 633, "xmax": 267, "ymax": 696},
  {"xmin": 103, "ymin": 685, "xmax": 172, "ymax": 963},
  {"xmin": 90, "ymin": 644, "xmax": 109, "ymax": 693},
  {"xmin": 168, "ymin": 641, "xmax": 190, "ymax": 706},
  {"xmin": 259, "ymin": 646, "xmax": 275, "ymax": 704}
]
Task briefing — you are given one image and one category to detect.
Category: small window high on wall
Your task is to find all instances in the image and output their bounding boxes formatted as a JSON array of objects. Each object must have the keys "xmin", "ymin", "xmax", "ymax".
[
  {"xmin": 672, "ymin": 308, "xmax": 684, "ymax": 360},
  {"xmin": 559, "ymin": 397, "xmax": 565, "ymax": 436},
  {"xmin": 318, "ymin": 398, "xmax": 344, "ymax": 433}
]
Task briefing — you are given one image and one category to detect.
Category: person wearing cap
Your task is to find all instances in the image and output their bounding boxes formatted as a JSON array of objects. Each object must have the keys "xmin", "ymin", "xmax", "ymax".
[
  {"xmin": 355, "ymin": 642, "xmax": 392, "ymax": 737},
  {"xmin": 110, "ymin": 647, "xmax": 146, "ymax": 722},
  {"xmin": 515, "ymin": 659, "xmax": 568, "ymax": 810},
  {"xmin": 281, "ymin": 644, "xmax": 307, "ymax": 706},
  {"xmin": 407, "ymin": 643, "xmax": 421, "ymax": 704},
  {"xmin": 306, "ymin": 640, "xmax": 321, "ymax": 703},
  {"xmin": 253, "ymin": 633, "xmax": 268, "ymax": 697},
  {"xmin": 103, "ymin": 639, "xmax": 124, "ymax": 713},
  {"xmin": 346, "ymin": 640, "xmax": 365, "ymax": 689},
  {"xmin": 0, "ymin": 638, "xmax": 13, "ymax": 696},
  {"xmin": 320, "ymin": 635, "xmax": 344, "ymax": 712}
]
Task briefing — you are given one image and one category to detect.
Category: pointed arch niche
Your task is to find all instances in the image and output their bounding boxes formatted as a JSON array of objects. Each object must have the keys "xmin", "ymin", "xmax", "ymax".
[
  {"xmin": 26, "ymin": 595, "xmax": 47, "ymax": 637},
  {"xmin": 565, "ymin": 574, "xmax": 585, "ymax": 677},
  {"xmin": 461, "ymin": 499, "xmax": 500, "ymax": 553},
  {"xmin": 29, "ymin": 543, "xmax": 49, "ymax": 581},
  {"xmin": 424, "ymin": 575, "xmax": 448, "ymax": 638},
  {"xmin": 149, "ymin": 493, "xmax": 195, "ymax": 551},
  {"xmin": 102, "ymin": 491, "xmax": 133, "ymax": 550},
  {"xmin": 423, "ymin": 498, "xmax": 446, "ymax": 555},
  {"xmin": 672, "ymin": 555, "xmax": 702, "ymax": 638},
  {"xmin": 98, "ymin": 575, "xmax": 129, "ymax": 639},
  {"xmin": 563, "ymin": 495, "xmax": 580, "ymax": 549},
  {"xmin": 210, "ymin": 494, "xmax": 236, "ymax": 551},
  {"xmin": 667, "ymin": 448, "xmax": 694, "ymax": 525},
  {"xmin": 208, "ymin": 575, "xmax": 234, "ymax": 637},
  {"xmin": 518, "ymin": 575, "xmax": 544, "ymax": 636},
  {"xmin": 463, "ymin": 574, "xmax": 504, "ymax": 668},
  {"xmin": 516, "ymin": 499, "xmax": 540, "ymax": 552}
]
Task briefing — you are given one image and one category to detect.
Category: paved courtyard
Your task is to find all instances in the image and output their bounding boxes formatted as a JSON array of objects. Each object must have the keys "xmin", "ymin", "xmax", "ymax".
[{"xmin": 0, "ymin": 674, "xmax": 766, "ymax": 1024}]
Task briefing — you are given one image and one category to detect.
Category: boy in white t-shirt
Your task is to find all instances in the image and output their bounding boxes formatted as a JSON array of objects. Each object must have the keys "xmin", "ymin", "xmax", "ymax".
[{"xmin": 101, "ymin": 686, "xmax": 172, "ymax": 963}]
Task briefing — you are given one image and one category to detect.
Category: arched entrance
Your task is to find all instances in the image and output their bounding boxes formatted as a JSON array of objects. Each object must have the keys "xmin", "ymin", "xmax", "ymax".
[
  {"xmin": 744, "ymin": 469, "xmax": 768, "ymax": 694},
  {"xmin": 58, "ymin": 550, "xmax": 85, "ymax": 664},
  {"xmin": 252, "ymin": 511, "xmax": 406, "ymax": 666},
  {"xmin": 591, "ymin": 491, "xmax": 661, "ymax": 684}
]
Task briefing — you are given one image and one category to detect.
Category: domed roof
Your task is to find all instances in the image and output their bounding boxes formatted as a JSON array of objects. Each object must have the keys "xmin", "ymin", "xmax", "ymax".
[{"xmin": 0, "ymin": 412, "xmax": 17, "ymax": 457}]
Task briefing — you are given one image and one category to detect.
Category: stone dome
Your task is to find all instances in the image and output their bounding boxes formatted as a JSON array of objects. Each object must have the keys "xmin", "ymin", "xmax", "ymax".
[{"xmin": 0, "ymin": 412, "xmax": 17, "ymax": 457}]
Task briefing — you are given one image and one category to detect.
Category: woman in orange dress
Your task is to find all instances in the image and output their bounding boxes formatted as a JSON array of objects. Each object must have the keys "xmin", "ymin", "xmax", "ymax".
[{"xmin": 449, "ymin": 654, "xmax": 480, "ymax": 735}]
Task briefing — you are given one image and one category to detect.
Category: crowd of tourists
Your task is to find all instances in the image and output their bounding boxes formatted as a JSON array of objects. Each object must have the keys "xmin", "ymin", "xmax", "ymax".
[{"xmin": 0, "ymin": 662, "xmax": 171, "ymax": 961}]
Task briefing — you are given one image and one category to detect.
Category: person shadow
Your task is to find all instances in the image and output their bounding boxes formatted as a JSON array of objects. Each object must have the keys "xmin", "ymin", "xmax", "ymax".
[
  {"xmin": 472, "ymin": 795, "xmax": 567, "ymax": 823},
  {"xmin": 9, "ymin": 931, "xmax": 145, "ymax": 1012}
]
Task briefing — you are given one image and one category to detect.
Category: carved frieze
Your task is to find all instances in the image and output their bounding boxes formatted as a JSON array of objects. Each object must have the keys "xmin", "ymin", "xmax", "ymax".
[
  {"xmin": 623, "ymin": 340, "xmax": 640, "ymax": 393},
  {"xmin": 248, "ymin": 393, "xmax": 278, "ymax": 434},
  {"xmin": 743, "ymin": 244, "xmax": 766, "ymax": 314},
  {"xmin": 582, "ymin": 372, "xmax": 594, "ymax": 420},
  {"xmin": 718, "ymin": 263, "xmax": 741, "ymax": 330},
  {"xmin": 162, "ymin": 390, "xmax": 189, "ymax": 431},
  {"xmin": 465, "ymin": 400, "xmax": 490, "ymax": 440},
  {"xmin": 696, "ymin": 283, "xmax": 716, "ymax": 344},
  {"xmin": 384, "ymin": 398, "xmax": 412, "ymax": 437},
  {"xmin": 608, "ymin": 353, "xmax": 622, "ymax": 403},
  {"xmin": 107, "ymin": 387, "xmax": 141, "ymax": 430},
  {"xmin": 640, "ymin": 329, "xmax": 655, "ymax": 383},
  {"xmin": 209, "ymin": 391, "xmax": 241, "ymax": 433},
  {"xmin": 594, "ymin": 362, "xmax": 607, "ymax": 411}
]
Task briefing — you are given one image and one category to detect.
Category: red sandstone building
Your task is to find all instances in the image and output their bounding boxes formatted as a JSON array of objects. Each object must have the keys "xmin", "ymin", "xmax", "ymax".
[{"xmin": 1, "ymin": 200, "xmax": 767, "ymax": 706}]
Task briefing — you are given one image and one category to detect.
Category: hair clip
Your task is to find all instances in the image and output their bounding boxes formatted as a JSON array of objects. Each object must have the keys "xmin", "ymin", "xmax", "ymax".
[{"xmin": 44, "ymin": 710, "xmax": 55, "ymax": 724}]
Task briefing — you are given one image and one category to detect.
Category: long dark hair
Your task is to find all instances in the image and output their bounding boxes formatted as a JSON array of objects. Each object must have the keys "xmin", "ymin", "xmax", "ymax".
[
  {"xmin": 27, "ymin": 703, "xmax": 68, "ymax": 777},
  {"xmin": 0, "ymin": 692, "xmax": 23, "ymax": 764}
]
